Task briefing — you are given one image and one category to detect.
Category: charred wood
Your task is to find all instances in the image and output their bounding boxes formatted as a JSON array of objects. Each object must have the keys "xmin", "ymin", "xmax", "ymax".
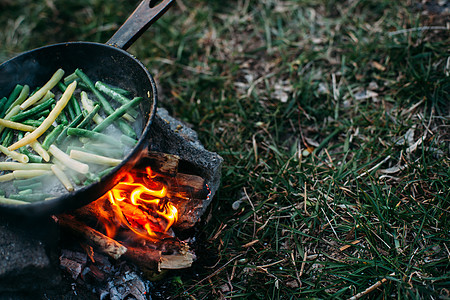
[{"xmin": 57, "ymin": 214, "xmax": 127, "ymax": 260}]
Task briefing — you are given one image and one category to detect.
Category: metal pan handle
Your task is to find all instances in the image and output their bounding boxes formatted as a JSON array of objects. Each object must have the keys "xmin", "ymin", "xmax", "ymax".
[{"xmin": 107, "ymin": 0, "xmax": 174, "ymax": 50}]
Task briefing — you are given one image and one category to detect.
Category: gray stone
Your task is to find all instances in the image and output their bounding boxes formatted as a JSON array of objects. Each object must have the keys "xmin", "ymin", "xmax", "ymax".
[
  {"xmin": 0, "ymin": 222, "xmax": 61, "ymax": 293},
  {"xmin": 149, "ymin": 108, "xmax": 223, "ymax": 222}
]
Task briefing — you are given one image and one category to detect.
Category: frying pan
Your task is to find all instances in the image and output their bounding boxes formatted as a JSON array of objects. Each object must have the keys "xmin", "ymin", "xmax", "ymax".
[{"xmin": 0, "ymin": 0, "xmax": 174, "ymax": 217}]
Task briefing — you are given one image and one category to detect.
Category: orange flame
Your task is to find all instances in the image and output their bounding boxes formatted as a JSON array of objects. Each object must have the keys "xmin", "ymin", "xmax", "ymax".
[{"xmin": 98, "ymin": 166, "xmax": 178, "ymax": 241}]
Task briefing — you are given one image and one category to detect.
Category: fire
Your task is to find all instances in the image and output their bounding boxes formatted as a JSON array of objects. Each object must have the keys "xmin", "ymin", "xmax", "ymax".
[{"xmin": 97, "ymin": 166, "xmax": 178, "ymax": 241}]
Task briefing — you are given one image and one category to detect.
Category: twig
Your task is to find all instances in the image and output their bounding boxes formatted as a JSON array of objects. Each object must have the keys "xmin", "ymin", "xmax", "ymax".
[
  {"xmin": 290, "ymin": 252, "xmax": 302, "ymax": 287},
  {"xmin": 355, "ymin": 155, "xmax": 391, "ymax": 180},
  {"xmin": 244, "ymin": 187, "xmax": 257, "ymax": 240},
  {"xmin": 347, "ymin": 273, "xmax": 395, "ymax": 300},
  {"xmin": 339, "ymin": 240, "xmax": 361, "ymax": 252},
  {"xmin": 303, "ymin": 183, "xmax": 310, "ymax": 216},
  {"xmin": 321, "ymin": 207, "xmax": 339, "ymax": 239},
  {"xmin": 173, "ymin": 254, "xmax": 244, "ymax": 299},
  {"xmin": 388, "ymin": 26, "xmax": 448, "ymax": 36},
  {"xmin": 256, "ymin": 258, "xmax": 286, "ymax": 269},
  {"xmin": 299, "ymin": 251, "xmax": 307, "ymax": 277}
]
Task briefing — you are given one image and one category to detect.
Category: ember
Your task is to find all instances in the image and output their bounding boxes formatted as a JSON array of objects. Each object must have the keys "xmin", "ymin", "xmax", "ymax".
[{"xmin": 98, "ymin": 166, "xmax": 178, "ymax": 242}]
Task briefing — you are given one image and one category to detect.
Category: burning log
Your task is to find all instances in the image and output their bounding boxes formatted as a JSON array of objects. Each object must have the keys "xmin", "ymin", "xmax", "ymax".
[
  {"xmin": 59, "ymin": 213, "xmax": 196, "ymax": 271},
  {"xmin": 141, "ymin": 151, "xmax": 180, "ymax": 176},
  {"xmin": 167, "ymin": 173, "xmax": 206, "ymax": 199},
  {"xmin": 160, "ymin": 252, "xmax": 196, "ymax": 270},
  {"xmin": 57, "ymin": 214, "xmax": 127, "ymax": 260},
  {"xmin": 123, "ymin": 246, "xmax": 162, "ymax": 270}
]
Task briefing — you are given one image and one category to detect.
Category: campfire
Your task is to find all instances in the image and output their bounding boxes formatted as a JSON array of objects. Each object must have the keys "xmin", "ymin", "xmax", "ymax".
[
  {"xmin": 0, "ymin": 110, "xmax": 223, "ymax": 297},
  {"xmin": 57, "ymin": 150, "xmax": 210, "ymax": 271}
]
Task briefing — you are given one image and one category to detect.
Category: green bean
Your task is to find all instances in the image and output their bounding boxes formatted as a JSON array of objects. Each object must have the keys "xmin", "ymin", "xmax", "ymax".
[
  {"xmin": 20, "ymin": 149, "xmax": 43, "ymax": 163},
  {"xmin": 75, "ymin": 69, "xmax": 136, "ymax": 138},
  {"xmin": 63, "ymin": 72, "xmax": 78, "ymax": 85},
  {"xmin": 76, "ymin": 104, "xmax": 101, "ymax": 129},
  {"xmin": 120, "ymin": 134, "xmax": 138, "ymax": 147},
  {"xmin": 22, "ymin": 119, "xmax": 44, "ymax": 127},
  {"xmin": 16, "ymin": 131, "xmax": 24, "ymax": 141},
  {"xmin": 66, "ymin": 128, "xmax": 118, "ymax": 145},
  {"xmin": 10, "ymin": 98, "xmax": 55, "ymax": 122},
  {"xmin": 55, "ymin": 114, "xmax": 84, "ymax": 145},
  {"xmin": 98, "ymin": 166, "xmax": 116, "ymax": 178},
  {"xmin": 32, "ymin": 109, "xmax": 51, "ymax": 120},
  {"xmin": 0, "ymin": 128, "xmax": 9, "ymax": 142},
  {"xmin": 93, "ymin": 97, "xmax": 142, "ymax": 133},
  {"xmin": 1, "ymin": 129, "xmax": 13, "ymax": 147},
  {"xmin": 56, "ymin": 104, "xmax": 69, "ymax": 125},
  {"xmin": 68, "ymin": 172, "xmax": 81, "ymax": 185},
  {"xmin": 58, "ymin": 82, "xmax": 81, "ymax": 116},
  {"xmin": 18, "ymin": 189, "xmax": 33, "ymax": 195},
  {"xmin": 57, "ymin": 82, "xmax": 76, "ymax": 120},
  {"xmin": 95, "ymin": 81, "xmax": 138, "ymax": 118},
  {"xmin": 13, "ymin": 174, "xmax": 49, "ymax": 188},
  {"xmin": 9, "ymin": 193, "xmax": 53, "ymax": 202},
  {"xmin": 20, "ymin": 69, "xmax": 64, "ymax": 110},
  {"xmin": 16, "ymin": 182, "xmax": 43, "ymax": 191},
  {"xmin": 4, "ymin": 85, "xmax": 30, "ymax": 116},
  {"xmin": 97, "ymin": 82, "xmax": 131, "ymax": 96},
  {"xmin": 0, "ymin": 97, "xmax": 6, "ymax": 116},
  {"xmin": 81, "ymin": 143, "xmax": 124, "ymax": 158},
  {"xmin": 83, "ymin": 172, "xmax": 100, "ymax": 186},
  {"xmin": 42, "ymin": 124, "xmax": 65, "ymax": 150},
  {"xmin": 0, "ymin": 85, "xmax": 23, "ymax": 118}
]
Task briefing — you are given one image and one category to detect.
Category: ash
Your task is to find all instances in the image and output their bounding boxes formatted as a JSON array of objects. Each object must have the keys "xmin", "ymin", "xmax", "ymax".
[{"xmin": 59, "ymin": 249, "xmax": 155, "ymax": 300}]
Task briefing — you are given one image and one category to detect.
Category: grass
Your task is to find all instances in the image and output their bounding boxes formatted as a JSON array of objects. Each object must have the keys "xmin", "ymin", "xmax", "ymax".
[{"xmin": 1, "ymin": 0, "xmax": 449, "ymax": 299}]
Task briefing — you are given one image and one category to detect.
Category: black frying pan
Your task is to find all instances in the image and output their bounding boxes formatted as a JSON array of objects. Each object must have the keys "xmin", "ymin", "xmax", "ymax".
[{"xmin": 0, "ymin": 0, "xmax": 174, "ymax": 217}]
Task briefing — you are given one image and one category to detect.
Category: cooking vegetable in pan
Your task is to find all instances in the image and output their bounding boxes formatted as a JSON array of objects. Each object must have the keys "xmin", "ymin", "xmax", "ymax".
[{"xmin": 0, "ymin": 68, "xmax": 143, "ymax": 204}]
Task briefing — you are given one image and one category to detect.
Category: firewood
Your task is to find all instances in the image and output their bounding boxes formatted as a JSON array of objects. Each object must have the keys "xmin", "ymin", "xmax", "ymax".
[
  {"xmin": 140, "ymin": 151, "xmax": 180, "ymax": 176},
  {"xmin": 167, "ymin": 173, "xmax": 206, "ymax": 199},
  {"xmin": 123, "ymin": 245, "xmax": 162, "ymax": 270},
  {"xmin": 160, "ymin": 251, "xmax": 196, "ymax": 270},
  {"xmin": 57, "ymin": 214, "xmax": 127, "ymax": 260}
]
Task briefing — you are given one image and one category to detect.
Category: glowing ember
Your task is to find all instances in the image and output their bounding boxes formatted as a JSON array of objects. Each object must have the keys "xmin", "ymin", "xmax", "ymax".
[{"xmin": 97, "ymin": 167, "xmax": 178, "ymax": 241}]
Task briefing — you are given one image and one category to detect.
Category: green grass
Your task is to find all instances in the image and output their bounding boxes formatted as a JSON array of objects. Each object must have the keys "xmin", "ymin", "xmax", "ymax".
[{"xmin": 1, "ymin": 0, "xmax": 449, "ymax": 299}]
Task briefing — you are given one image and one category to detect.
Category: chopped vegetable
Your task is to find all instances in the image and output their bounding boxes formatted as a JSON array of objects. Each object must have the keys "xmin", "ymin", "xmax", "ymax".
[
  {"xmin": 11, "ymin": 98, "xmax": 56, "ymax": 122},
  {"xmin": 0, "ymin": 162, "xmax": 53, "ymax": 171},
  {"xmin": 93, "ymin": 97, "xmax": 142, "ymax": 133},
  {"xmin": 48, "ymin": 144, "xmax": 89, "ymax": 174},
  {"xmin": 0, "ymin": 85, "xmax": 23, "ymax": 118},
  {"xmin": 0, "ymin": 118, "xmax": 36, "ymax": 132},
  {"xmin": 80, "ymin": 91, "xmax": 103, "ymax": 124},
  {"xmin": 69, "ymin": 149, "xmax": 122, "ymax": 166},
  {"xmin": 75, "ymin": 69, "xmax": 136, "ymax": 138},
  {"xmin": 51, "ymin": 164, "xmax": 74, "ymax": 192},
  {"xmin": 13, "ymin": 170, "xmax": 52, "ymax": 179},
  {"xmin": 4, "ymin": 85, "xmax": 30, "ymax": 115},
  {"xmin": 8, "ymin": 80, "xmax": 76, "ymax": 151},
  {"xmin": 0, "ymin": 173, "xmax": 15, "ymax": 183},
  {"xmin": 28, "ymin": 134, "xmax": 50, "ymax": 162},
  {"xmin": 20, "ymin": 68, "xmax": 64, "ymax": 110},
  {"xmin": 0, "ymin": 196, "xmax": 27, "ymax": 205},
  {"xmin": 0, "ymin": 145, "xmax": 29, "ymax": 163}
]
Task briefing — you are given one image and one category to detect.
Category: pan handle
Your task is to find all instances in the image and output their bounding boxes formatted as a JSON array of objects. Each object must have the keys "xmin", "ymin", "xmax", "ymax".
[{"xmin": 107, "ymin": 0, "xmax": 174, "ymax": 50}]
